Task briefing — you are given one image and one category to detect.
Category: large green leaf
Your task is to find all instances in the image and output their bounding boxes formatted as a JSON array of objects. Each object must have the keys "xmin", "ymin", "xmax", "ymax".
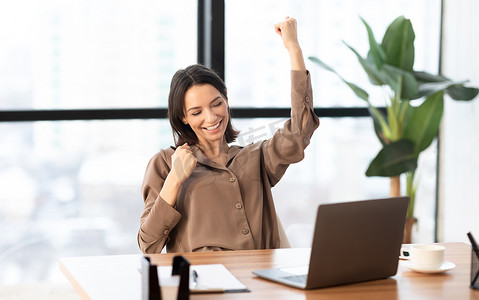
[
  {"xmin": 360, "ymin": 16, "xmax": 385, "ymax": 69},
  {"xmin": 381, "ymin": 16, "xmax": 415, "ymax": 71},
  {"xmin": 366, "ymin": 139, "xmax": 418, "ymax": 177},
  {"xmin": 344, "ymin": 42, "xmax": 418, "ymax": 99},
  {"xmin": 308, "ymin": 56, "xmax": 370, "ymax": 101},
  {"xmin": 401, "ymin": 101, "xmax": 415, "ymax": 129},
  {"xmin": 414, "ymin": 71, "xmax": 449, "ymax": 83},
  {"xmin": 416, "ymin": 80, "xmax": 456, "ymax": 99},
  {"xmin": 446, "ymin": 85, "xmax": 479, "ymax": 101},
  {"xmin": 382, "ymin": 64, "xmax": 419, "ymax": 99},
  {"xmin": 403, "ymin": 91, "xmax": 444, "ymax": 155},
  {"xmin": 413, "ymin": 71, "xmax": 479, "ymax": 100},
  {"xmin": 343, "ymin": 42, "xmax": 383, "ymax": 85}
]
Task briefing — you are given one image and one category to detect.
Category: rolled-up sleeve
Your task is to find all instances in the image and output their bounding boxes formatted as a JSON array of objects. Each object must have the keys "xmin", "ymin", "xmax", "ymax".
[
  {"xmin": 261, "ymin": 70, "xmax": 319, "ymax": 186},
  {"xmin": 138, "ymin": 150, "xmax": 182, "ymax": 253}
]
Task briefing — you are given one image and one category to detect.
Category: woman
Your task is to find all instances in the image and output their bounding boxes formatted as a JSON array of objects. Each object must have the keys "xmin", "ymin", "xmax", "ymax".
[{"xmin": 138, "ymin": 17, "xmax": 319, "ymax": 253}]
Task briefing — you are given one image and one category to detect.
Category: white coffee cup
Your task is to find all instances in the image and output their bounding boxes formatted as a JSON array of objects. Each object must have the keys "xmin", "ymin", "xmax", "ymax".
[{"xmin": 409, "ymin": 244, "xmax": 445, "ymax": 270}]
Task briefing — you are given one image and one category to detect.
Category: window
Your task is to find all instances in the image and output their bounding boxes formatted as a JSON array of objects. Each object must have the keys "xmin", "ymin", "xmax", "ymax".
[
  {"xmin": 0, "ymin": 1, "xmax": 196, "ymax": 110},
  {"xmin": 0, "ymin": 0, "xmax": 196, "ymax": 285}
]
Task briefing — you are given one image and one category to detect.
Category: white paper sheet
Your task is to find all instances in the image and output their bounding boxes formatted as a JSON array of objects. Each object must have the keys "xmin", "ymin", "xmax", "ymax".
[{"xmin": 157, "ymin": 264, "xmax": 249, "ymax": 293}]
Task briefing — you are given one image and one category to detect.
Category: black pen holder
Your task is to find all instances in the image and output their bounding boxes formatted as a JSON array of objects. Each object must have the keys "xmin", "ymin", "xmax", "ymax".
[
  {"xmin": 471, "ymin": 248, "xmax": 479, "ymax": 290},
  {"xmin": 142, "ymin": 255, "xmax": 190, "ymax": 300}
]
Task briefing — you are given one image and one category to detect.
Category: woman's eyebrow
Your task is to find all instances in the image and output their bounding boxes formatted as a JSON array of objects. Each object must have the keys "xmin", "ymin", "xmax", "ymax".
[{"xmin": 186, "ymin": 96, "xmax": 222, "ymax": 112}]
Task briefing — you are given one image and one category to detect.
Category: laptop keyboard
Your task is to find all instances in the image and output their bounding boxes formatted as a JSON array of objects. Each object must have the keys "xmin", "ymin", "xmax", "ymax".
[{"xmin": 282, "ymin": 274, "xmax": 307, "ymax": 284}]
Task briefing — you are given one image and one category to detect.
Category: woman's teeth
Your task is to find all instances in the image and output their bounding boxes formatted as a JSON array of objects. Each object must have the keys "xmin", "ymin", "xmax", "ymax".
[{"xmin": 205, "ymin": 121, "xmax": 220, "ymax": 130}]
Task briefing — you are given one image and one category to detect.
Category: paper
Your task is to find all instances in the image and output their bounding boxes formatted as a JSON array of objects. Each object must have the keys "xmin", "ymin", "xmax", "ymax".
[{"xmin": 157, "ymin": 264, "xmax": 249, "ymax": 293}]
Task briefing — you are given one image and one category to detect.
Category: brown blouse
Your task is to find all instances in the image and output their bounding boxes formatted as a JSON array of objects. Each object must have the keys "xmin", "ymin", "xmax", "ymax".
[{"xmin": 138, "ymin": 70, "xmax": 319, "ymax": 253}]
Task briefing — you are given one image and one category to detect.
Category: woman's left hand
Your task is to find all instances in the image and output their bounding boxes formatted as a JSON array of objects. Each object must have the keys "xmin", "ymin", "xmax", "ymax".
[
  {"xmin": 274, "ymin": 17, "xmax": 306, "ymax": 71},
  {"xmin": 274, "ymin": 17, "xmax": 300, "ymax": 51}
]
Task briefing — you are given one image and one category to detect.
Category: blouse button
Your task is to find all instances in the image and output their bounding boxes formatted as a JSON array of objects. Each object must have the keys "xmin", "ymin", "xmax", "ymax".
[
  {"xmin": 235, "ymin": 203, "xmax": 243, "ymax": 209},
  {"xmin": 163, "ymin": 229, "xmax": 170, "ymax": 235},
  {"xmin": 242, "ymin": 229, "xmax": 249, "ymax": 235},
  {"xmin": 229, "ymin": 177, "xmax": 236, "ymax": 183}
]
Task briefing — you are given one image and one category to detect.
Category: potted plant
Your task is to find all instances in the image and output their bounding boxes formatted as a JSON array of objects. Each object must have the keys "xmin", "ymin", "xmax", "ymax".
[{"xmin": 309, "ymin": 16, "xmax": 479, "ymax": 243}]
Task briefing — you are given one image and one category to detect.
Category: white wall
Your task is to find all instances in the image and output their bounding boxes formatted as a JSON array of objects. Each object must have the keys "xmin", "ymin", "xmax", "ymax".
[{"xmin": 439, "ymin": 0, "xmax": 479, "ymax": 242}]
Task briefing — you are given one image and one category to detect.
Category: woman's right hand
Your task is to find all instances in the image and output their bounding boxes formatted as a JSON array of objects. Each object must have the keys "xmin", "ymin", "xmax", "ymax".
[{"xmin": 170, "ymin": 143, "xmax": 197, "ymax": 184}]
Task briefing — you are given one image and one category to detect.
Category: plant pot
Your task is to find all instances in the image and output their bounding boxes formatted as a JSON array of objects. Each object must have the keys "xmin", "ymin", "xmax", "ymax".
[
  {"xmin": 389, "ymin": 176, "xmax": 417, "ymax": 243},
  {"xmin": 403, "ymin": 216, "xmax": 417, "ymax": 244}
]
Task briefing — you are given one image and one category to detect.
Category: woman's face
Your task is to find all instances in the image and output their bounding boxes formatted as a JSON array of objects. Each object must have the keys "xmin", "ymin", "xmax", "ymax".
[{"xmin": 182, "ymin": 83, "xmax": 229, "ymax": 146}]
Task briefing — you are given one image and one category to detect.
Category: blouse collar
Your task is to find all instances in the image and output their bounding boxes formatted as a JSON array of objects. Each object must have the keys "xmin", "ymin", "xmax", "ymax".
[{"xmin": 190, "ymin": 144, "xmax": 242, "ymax": 170}]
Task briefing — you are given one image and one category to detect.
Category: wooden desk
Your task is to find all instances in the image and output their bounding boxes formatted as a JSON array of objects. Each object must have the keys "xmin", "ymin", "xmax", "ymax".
[{"xmin": 60, "ymin": 242, "xmax": 479, "ymax": 299}]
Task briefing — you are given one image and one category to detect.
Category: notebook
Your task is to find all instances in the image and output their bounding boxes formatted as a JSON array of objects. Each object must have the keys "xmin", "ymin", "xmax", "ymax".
[
  {"xmin": 157, "ymin": 264, "xmax": 249, "ymax": 293},
  {"xmin": 253, "ymin": 196, "xmax": 409, "ymax": 289}
]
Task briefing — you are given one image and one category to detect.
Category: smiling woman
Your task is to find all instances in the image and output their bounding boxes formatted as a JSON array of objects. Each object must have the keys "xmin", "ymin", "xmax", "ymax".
[{"xmin": 137, "ymin": 17, "xmax": 320, "ymax": 254}]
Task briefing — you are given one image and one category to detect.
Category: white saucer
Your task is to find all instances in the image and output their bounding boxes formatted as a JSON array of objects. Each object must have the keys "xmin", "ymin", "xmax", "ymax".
[{"xmin": 403, "ymin": 261, "xmax": 456, "ymax": 273}]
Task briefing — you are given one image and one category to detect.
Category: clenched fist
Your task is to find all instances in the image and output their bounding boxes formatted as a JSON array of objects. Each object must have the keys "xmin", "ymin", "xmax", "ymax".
[
  {"xmin": 171, "ymin": 143, "xmax": 197, "ymax": 184},
  {"xmin": 274, "ymin": 17, "xmax": 300, "ymax": 52}
]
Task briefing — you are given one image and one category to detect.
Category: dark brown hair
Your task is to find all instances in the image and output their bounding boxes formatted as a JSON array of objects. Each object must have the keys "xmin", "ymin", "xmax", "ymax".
[{"xmin": 167, "ymin": 64, "xmax": 239, "ymax": 147}]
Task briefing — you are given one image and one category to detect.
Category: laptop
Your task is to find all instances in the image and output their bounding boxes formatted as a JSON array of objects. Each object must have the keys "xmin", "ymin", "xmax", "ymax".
[{"xmin": 253, "ymin": 196, "xmax": 409, "ymax": 289}]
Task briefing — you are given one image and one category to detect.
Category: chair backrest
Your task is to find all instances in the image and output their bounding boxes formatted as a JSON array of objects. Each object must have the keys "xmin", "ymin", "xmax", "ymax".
[{"xmin": 277, "ymin": 217, "xmax": 291, "ymax": 248}]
